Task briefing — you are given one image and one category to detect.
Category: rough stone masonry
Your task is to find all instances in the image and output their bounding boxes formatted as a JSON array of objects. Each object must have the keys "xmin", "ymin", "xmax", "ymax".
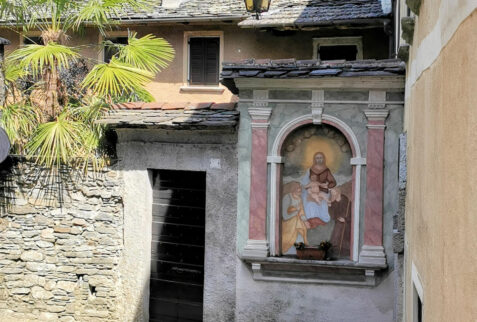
[{"xmin": 0, "ymin": 160, "xmax": 124, "ymax": 321}]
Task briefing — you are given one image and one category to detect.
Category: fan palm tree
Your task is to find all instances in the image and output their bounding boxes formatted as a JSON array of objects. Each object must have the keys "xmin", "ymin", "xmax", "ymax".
[{"xmin": 0, "ymin": 0, "xmax": 174, "ymax": 169}]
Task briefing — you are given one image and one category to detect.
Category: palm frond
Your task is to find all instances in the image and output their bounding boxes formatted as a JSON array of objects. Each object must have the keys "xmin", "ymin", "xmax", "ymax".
[
  {"xmin": 4, "ymin": 58, "xmax": 29, "ymax": 83},
  {"xmin": 26, "ymin": 110, "xmax": 84, "ymax": 168},
  {"xmin": 81, "ymin": 57, "xmax": 153, "ymax": 99},
  {"xmin": 9, "ymin": 42, "xmax": 79, "ymax": 78},
  {"xmin": 72, "ymin": 0, "xmax": 150, "ymax": 33},
  {"xmin": 119, "ymin": 33, "xmax": 175, "ymax": 73},
  {"xmin": 1, "ymin": 104, "xmax": 39, "ymax": 153}
]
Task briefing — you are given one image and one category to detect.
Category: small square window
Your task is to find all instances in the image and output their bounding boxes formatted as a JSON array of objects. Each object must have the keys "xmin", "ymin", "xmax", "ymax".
[
  {"xmin": 103, "ymin": 37, "xmax": 128, "ymax": 63},
  {"xmin": 313, "ymin": 37, "xmax": 363, "ymax": 61},
  {"xmin": 23, "ymin": 36, "xmax": 43, "ymax": 45},
  {"xmin": 188, "ymin": 37, "xmax": 220, "ymax": 86}
]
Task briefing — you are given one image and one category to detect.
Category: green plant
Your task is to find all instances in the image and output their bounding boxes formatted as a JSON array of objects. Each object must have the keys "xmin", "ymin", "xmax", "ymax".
[
  {"xmin": 0, "ymin": 0, "xmax": 175, "ymax": 170},
  {"xmin": 318, "ymin": 240, "xmax": 332, "ymax": 252}
]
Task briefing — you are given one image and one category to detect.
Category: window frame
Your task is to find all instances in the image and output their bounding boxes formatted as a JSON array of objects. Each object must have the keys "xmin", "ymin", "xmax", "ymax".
[
  {"xmin": 411, "ymin": 262, "xmax": 424, "ymax": 322},
  {"xmin": 182, "ymin": 31, "xmax": 224, "ymax": 92},
  {"xmin": 20, "ymin": 31, "xmax": 42, "ymax": 45},
  {"xmin": 312, "ymin": 36, "xmax": 363, "ymax": 61},
  {"xmin": 98, "ymin": 30, "xmax": 131, "ymax": 63}
]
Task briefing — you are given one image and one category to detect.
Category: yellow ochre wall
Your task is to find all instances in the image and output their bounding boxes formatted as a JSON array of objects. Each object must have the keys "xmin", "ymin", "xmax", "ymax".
[
  {"xmin": 404, "ymin": 2, "xmax": 477, "ymax": 321},
  {"xmin": 1, "ymin": 24, "xmax": 389, "ymax": 104}
]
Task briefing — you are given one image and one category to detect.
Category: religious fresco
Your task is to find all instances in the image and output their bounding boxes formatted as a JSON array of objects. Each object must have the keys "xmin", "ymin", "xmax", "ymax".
[{"xmin": 281, "ymin": 124, "xmax": 353, "ymax": 259}]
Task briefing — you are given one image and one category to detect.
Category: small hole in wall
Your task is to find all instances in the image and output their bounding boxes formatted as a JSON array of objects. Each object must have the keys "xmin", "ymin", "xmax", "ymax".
[
  {"xmin": 89, "ymin": 285, "xmax": 96, "ymax": 297},
  {"xmin": 76, "ymin": 274, "xmax": 85, "ymax": 286}
]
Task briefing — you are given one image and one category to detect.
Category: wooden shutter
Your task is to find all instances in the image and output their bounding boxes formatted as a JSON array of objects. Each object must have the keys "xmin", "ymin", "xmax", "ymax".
[{"xmin": 189, "ymin": 38, "xmax": 219, "ymax": 85}]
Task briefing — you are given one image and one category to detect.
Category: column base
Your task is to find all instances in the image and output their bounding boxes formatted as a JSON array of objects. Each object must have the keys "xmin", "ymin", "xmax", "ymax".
[
  {"xmin": 242, "ymin": 239, "xmax": 269, "ymax": 258},
  {"xmin": 359, "ymin": 245, "xmax": 387, "ymax": 266}
]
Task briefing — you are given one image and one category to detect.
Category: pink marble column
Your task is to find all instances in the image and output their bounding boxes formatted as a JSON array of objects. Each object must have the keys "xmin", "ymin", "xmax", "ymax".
[
  {"xmin": 249, "ymin": 124, "xmax": 269, "ymax": 240},
  {"xmin": 359, "ymin": 109, "xmax": 389, "ymax": 266},
  {"xmin": 243, "ymin": 104, "xmax": 273, "ymax": 258}
]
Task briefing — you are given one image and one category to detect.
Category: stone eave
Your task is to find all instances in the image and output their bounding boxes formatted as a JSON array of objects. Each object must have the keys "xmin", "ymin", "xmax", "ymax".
[
  {"xmin": 238, "ymin": 17, "xmax": 390, "ymax": 29},
  {"xmin": 233, "ymin": 76, "xmax": 405, "ymax": 90}
]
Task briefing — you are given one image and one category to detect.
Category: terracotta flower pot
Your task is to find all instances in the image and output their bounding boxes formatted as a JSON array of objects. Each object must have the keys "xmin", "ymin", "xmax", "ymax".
[{"xmin": 296, "ymin": 247, "xmax": 326, "ymax": 260}]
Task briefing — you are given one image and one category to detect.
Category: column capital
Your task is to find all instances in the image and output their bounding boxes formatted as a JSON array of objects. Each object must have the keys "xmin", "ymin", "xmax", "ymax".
[
  {"xmin": 364, "ymin": 109, "xmax": 389, "ymax": 129},
  {"xmin": 249, "ymin": 107, "xmax": 272, "ymax": 128},
  {"xmin": 364, "ymin": 109, "xmax": 389, "ymax": 121}
]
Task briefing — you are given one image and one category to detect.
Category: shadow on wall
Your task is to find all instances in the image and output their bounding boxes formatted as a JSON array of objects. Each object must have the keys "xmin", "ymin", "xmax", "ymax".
[{"xmin": 0, "ymin": 156, "xmax": 113, "ymax": 213}]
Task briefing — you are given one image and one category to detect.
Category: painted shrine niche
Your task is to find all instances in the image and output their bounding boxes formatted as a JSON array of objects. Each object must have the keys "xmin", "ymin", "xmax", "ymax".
[{"xmin": 281, "ymin": 124, "xmax": 353, "ymax": 259}]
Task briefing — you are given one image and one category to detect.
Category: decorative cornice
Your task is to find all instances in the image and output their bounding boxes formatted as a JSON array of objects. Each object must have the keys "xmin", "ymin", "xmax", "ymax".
[
  {"xmin": 251, "ymin": 122, "xmax": 270, "ymax": 129},
  {"xmin": 364, "ymin": 109, "xmax": 389, "ymax": 121},
  {"xmin": 366, "ymin": 124, "xmax": 387, "ymax": 130}
]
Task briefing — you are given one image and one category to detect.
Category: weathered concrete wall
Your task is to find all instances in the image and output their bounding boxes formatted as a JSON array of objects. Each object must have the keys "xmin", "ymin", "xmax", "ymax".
[
  {"xmin": 0, "ymin": 160, "xmax": 124, "ymax": 321},
  {"xmin": 116, "ymin": 129, "xmax": 238, "ymax": 322},
  {"xmin": 404, "ymin": 4, "xmax": 477, "ymax": 321},
  {"xmin": 235, "ymin": 257, "xmax": 395, "ymax": 322},
  {"xmin": 235, "ymin": 86, "xmax": 404, "ymax": 321}
]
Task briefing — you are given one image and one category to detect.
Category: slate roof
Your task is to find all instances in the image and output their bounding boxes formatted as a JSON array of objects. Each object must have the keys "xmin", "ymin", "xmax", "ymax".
[
  {"xmin": 113, "ymin": 0, "xmax": 247, "ymax": 21},
  {"xmin": 0, "ymin": 0, "xmax": 248, "ymax": 23},
  {"xmin": 1, "ymin": 0, "xmax": 389, "ymax": 24},
  {"xmin": 220, "ymin": 58, "xmax": 405, "ymax": 93},
  {"xmin": 98, "ymin": 101, "xmax": 239, "ymax": 129},
  {"xmin": 239, "ymin": 0, "xmax": 389, "ymax": 28}
]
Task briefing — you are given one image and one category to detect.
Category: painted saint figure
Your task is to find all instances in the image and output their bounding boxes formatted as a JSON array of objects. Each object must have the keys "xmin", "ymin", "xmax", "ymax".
[
  {"xmin": 301, "ymin": 152, "xmax": 337, "ymax": 228},
  {"xmin": 281, "ymin": 182, "xmax": 309, "ymax": 253}
]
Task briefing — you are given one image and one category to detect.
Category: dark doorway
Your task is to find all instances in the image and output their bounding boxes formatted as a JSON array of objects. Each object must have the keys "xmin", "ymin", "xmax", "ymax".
[{"xmin": 150, "ymin": 170, "xmax": 206, "ymax": 322}]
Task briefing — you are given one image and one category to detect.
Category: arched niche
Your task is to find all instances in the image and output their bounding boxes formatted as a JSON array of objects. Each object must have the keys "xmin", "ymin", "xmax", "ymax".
[{"xmin": 268, "ymin": 115, "xmax": 365, "ymax": 261}]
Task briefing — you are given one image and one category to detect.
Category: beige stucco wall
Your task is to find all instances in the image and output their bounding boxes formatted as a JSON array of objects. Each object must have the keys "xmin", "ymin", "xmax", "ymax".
[
  {"xmin": 1, "ymin": 23, "xmax": 389, "ymax": 104},
  {"xmin": 404, "ymin": 5, "xmax": 477, "ymax": 321}
]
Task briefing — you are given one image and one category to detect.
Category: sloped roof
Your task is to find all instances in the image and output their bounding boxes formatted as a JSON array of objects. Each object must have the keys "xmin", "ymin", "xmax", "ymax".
[
  {"xmin": 1, "ymin": 0, "xmax": 389, "ymax": 24},
  {"xmin": 115, "ymin": 0, "xmax": 247, "ymax": 21},
  {"xmin": 239, "ymin": 0, "xmax": 389, "ymax": 28},
  {"xmin": 0, "ymin": 0, "xmax": 248, "ymax": 24},
  {"xmin": 220, "ymin": 58, "xmax": 405, "ymax": 93},
  {"xmin": 98, "ymin": 101, "xmax": 239, "ymax": 129}
]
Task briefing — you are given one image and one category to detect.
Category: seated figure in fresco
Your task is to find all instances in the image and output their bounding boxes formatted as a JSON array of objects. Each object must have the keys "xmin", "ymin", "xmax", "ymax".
[
  {"xmin": 301, "ymin": 152, "xmax": 338, "ymax": 229},
  {"xmin": 281, "ymin": 182, "xmax": 309, "ymax": 253}
]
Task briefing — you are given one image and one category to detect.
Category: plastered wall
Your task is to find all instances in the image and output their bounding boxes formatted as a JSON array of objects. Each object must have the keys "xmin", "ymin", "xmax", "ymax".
[
  {"xmin": 1, "ymin": 24, "xmax": 389, "ymax": 104},
  {"xmin": 404, "ymin": 6, "xmax": 477, "ymax": 321}
]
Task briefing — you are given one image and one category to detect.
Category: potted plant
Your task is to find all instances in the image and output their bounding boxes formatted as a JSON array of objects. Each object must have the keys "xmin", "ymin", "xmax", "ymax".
[{"xmin": 294, "ymin": 241, "xmax": 332, "ymax": 260}]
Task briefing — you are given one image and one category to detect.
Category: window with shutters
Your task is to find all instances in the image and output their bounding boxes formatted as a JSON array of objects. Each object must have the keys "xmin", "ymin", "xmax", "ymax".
[{"xmin": 188, "ymin": 37, "xmax": 220, "ymax": 85}]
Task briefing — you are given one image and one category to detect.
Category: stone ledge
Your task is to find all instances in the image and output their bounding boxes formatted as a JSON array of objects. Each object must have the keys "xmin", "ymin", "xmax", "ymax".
[{"xmin": 240, "ymin": 256, "xmax": 387, "ymax": 287}]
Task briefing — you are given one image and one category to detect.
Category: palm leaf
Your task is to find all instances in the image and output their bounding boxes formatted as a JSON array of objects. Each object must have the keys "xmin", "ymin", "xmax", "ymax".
[
  {"xmin": 26, "ymin": 111, "xmax": 84, "ymax": 168},
  {"xmin": 4, "ymin": 58, "xmax": 29, "ymax": 83},
  {"xmin": 81, "ymin": 57, "xmax": 153, "ymax": 98},
  {"xmin": 9, "ymin": 42, "xmax": 79, "ymax": 78},
  {"xmin": 0, "ymin": 104, "xmax": 39, "ymax": 153},
  {"xmin": 119, "ymin": 33, "xmax": 175, "ymax": 73},
  {"xmin": 72, "ymin": 0, "xmax": 150, "ymax": 33}
]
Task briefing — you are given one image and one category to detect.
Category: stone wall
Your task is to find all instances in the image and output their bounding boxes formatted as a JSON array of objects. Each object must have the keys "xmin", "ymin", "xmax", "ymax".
[{"xmin": 0, "ymin": 159, "xmax": 124, "ymax": 321}]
